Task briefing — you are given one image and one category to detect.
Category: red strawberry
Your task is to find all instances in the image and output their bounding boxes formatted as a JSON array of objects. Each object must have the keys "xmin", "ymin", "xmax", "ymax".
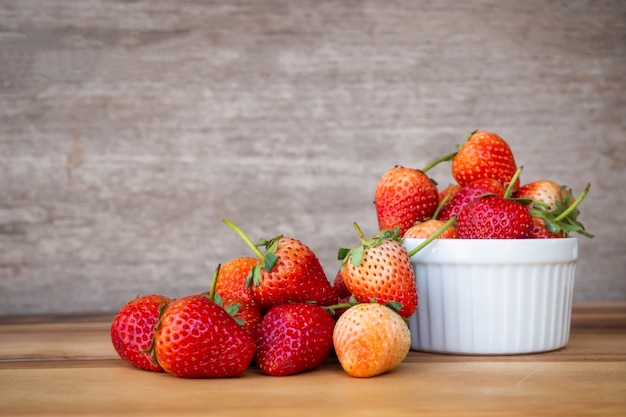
[
  {"xmin": 110, "ymin": 294, "xmax": 170, "ymax": 372},
  {"xmin": 374, "ymin": 166, "xmax": 439, "ymax": 237},
  {"xmin": 338, "ymin": 225, "xmax": 417, "ymax": 318},
  {"xmin": 332, "ymin": 269, "xmax": 352, "ymax": 299},
  {"xmin": 222, "ymin": 219, "xmax": 338, "ymax": 312},
  {"xmin": 222, "ymin": 296, "xmax": 263, "ymax": 341},
  {"xmin": 154, "ymin": 294, "xmax": 256, "ymax": 378},
  {"xmin": 404, "ymin": 218, "xmax": 457, "ymax": 239},
  {"xmin": 438, "ymin": 178, "xmax": 505, "ymax": 221},
  {"xmin": 456, "ymin": 194, "xmax": 533, "ymax": 239},
  {"xmin": 214, "ymin": 257, "xmax": 259, "ymax": 308},
  {"xmin": 451, "ymin": 130, "xmax": 520, "ymax": 191},
  {"xmin": 255, "ymin": 303, "xmax": 335, "ymax": 376}
]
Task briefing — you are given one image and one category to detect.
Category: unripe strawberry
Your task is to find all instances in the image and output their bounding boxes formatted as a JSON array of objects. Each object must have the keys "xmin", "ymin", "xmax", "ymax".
[{"xmin": 333, "ymin": 303, "xmax": 411, "ymax": 378}]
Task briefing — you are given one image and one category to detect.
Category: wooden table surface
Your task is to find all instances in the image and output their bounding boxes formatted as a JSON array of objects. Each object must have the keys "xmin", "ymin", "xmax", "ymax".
[{"xmin": 1, "ymin": 302, "xmax": 625, "ymax": 416}]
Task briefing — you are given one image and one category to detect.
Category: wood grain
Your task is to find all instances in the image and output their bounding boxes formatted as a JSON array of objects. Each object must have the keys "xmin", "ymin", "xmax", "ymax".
[
  {"xmin": 1, "ymin": 0, "xmax": 625, "ymax": 315},
  {"xmin": 0, "ymin": 303, "xmax": 625, "ymax": 416}
]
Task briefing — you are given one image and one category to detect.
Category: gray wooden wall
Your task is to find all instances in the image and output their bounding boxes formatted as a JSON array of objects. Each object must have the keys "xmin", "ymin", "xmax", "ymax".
[{"xmin": 1, "ymin": 0, "xmax": 625, "ymax": 315}]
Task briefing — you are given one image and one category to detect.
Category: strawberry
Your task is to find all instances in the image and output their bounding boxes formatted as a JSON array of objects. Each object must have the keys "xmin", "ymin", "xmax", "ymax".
[
  {"xmin": 374, "ymin": 166, "xmax": 439, "ymax": 237},
  {"xmin": 255, "ymin": 303, "xmax": 335, "ymax": 376},
  {"xmin": 214, "ymin": 256, "xmax": 259, "ymax": 308},
  {"xmin": 110, "ymin": 294, "xmax": 170, "ymax": 372},
  {"xmin": 438, "ymin": 178, "xmax": 505, "ymax": 222},
  {"xmin": 404, "ymin": 218, "xmax": 457, "ymax": 239},
  {"xmin": 222, "ymin": 219, "xmax": 338, "ymax": 312},
  {"xmin": 438, "ymin": 183, "xmax": 461, "ymax": 204},
  {"xmin": 456, "ymin": 194, "xmax": 533, "ymax": 239},
  {"xmin": 515, "ymin": 181, "xmax": 593, "ymax": 239},
  {"xmin": 338, "ymin": 225, "xmax": 417, "ymax": 318},
  {"xmin": 451, "ymin": 130, "xmax": 520, "ymax": 191},
  {"xmin": 154, "ymin": 294, "xmax": 256, "ymax": 378},
  {"xmin": 332, "ymin": 269, "xmax": 352, "ymax": 299},
  {"xmin": 222, "ymin": 296, "xmax": 263, "ymax": 341},
  {"xmin": 514, "ymin": 180, "xmax": 567, "ymax": 211},
  {"xmin": 529, "ymin": 216, "xmax": 563, "ymax": 239},
  {"xmin": 332, "ymin": 302, "xmax": 411, "ymax": 378}
]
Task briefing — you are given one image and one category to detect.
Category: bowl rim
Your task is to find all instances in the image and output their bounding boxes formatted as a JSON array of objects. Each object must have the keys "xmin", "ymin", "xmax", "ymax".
[{"xmin": 403, "ymin": 237, "xmax": 578, "ymax": 264}]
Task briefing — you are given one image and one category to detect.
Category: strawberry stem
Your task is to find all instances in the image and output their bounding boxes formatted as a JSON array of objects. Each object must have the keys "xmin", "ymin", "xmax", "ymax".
[
  {"xmin": 406, "ymin": 216, "xmax": 456, "ymax": 258},
  {"xmin": 353, "ymin": 222, "xmax": 367, "ymax": 244},
  {"xmin": 222, "ymin": 218, "xmax": 265, "ymax": 261},
  {"xmin": 553, "ymin": 183, "xmax": 590, "ymax": 223},
  {"xmin": 432, "ymin": 191, "xmax": 453, "ymax": 219},
  {"xmin": 422, "ymin": 151, "xmax": 457, "ymax": 173},
  {"xmin": 504, "ymin": 166, "xmax": 524, "ymax": 198},
  {"xmin": 207, "ymin": 264, "xmax": 221, "ymax": 302}
]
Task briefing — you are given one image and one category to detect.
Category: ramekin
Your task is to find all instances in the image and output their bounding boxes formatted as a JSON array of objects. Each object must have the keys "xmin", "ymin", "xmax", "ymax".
[{"xmin": 403, "ymin": 238, "xmax": 578, "ymax": 355}]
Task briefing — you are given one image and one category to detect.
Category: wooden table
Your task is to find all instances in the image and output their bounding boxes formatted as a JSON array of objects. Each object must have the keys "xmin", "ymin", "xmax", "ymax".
[{"xmin": 1, "ymin": 303, "xmax": 625, "ymax": 416}]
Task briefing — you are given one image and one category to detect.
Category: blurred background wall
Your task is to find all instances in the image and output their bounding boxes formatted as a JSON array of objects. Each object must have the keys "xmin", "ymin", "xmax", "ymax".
[{"xmin": 1, "ymin": 0, "xmax": 624, "ymax": 315}]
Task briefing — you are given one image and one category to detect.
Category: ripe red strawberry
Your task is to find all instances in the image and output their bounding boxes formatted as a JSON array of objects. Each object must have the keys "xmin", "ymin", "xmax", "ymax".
[
  {"xmin": 332, "ymin": 269, "xmax": 352, "ymax": 299},
  {"xmin": 222, "ymin": 295, "xmax": 263, "ymax": 341},
  {"xmin": 255, "ymin": 303, "xmax": 335, "ymax": 376},
  {"xmin": 374, "ymin": 166, "xmax": 439, "ymax": 237},
  {"xmin": 154, "ymin": 294, "xmax": 255, "ymax": 378},
  {"xmin": 452, "ymin": 130, "xmax": 520, "ymax": 191},
  {"xmin": 110, "ymin": 294, "xmax": 170, "ymax": 372},
  {"xmin": 338, "ymin": 225, "xmax": 417, "ymax": 318},
  {"xmin": 438, "ymin": 178, "xmax": 505, "ymax": 222},
  {"xmin": 404, "ymin": 218, "xmax": 457, "ymax": 239},
  {"xmin": 456, "ymin": 194, "xmax": 533, "ymax": 239},
  {"xmin": 222, "ymin": 219, "xmax": 338, "ymax": 312},
  {"xmin": 333, "ymin": 302, "xmax": 411, "ymax": 378},
  {"xmin": 214, "ymin": 256, "xmax": 259, "ymax": 308}
]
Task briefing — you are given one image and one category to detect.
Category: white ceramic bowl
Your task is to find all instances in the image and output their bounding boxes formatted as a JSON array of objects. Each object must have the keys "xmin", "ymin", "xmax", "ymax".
[{"xmin": 403, "ymin": 238, "xmax": 578, "ymax": 355}]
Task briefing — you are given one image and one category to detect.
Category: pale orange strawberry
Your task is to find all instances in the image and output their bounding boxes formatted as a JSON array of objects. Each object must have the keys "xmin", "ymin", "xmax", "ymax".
[
  {"xmin": 515, "ymin": 181, "xmax": 593, "ymax": 239},
  {"xmin": 333, "ymin": 303, "xmax": 411, "ymax": 378},
  {"xmin": 514, "ymin": 180, "xmax": 567, "ymax": 211},
  {"xmin": 404, "ymin": 218, "xmax": 457, "ymax": 239}
]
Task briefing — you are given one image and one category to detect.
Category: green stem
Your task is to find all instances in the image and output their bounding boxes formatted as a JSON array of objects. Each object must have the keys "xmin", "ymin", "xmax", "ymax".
[
  {"xmin": 353, "ymin": 222, "xmax": 367, "ymax": 244},
  {"xmin": 406, "ymin": 216, "xmax": 457, "ymax": 258},
  {"xmin": 422, "ymin": 151, "xmax": 457, "ymax": 173},
  {"xmin": 208, "ymin": 264, "xmax": 221, "ymax": 302},
  {"xmin": 323, "ymin": 302, "xmax": 354, "ymax": 312},
  {"xmin": 553, "ymin": 183, "xmax": 590, "ymax": 223},
  {"xmin": 432, "ymin": 191, "xmax": 453, "ymax": 219},
  {"xmin": 504, "ymin": 166, "xmax": 524, "ymax": 198},
  {"xmin": 221, "ymin": 218, "xmax": 265, "ymax": 260}
]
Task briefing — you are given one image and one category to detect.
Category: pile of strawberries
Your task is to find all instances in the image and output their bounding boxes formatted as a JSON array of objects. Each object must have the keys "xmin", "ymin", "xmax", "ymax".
[
  {"xmin": 111, "ymin": 130, "xmax": 591, "ymax": 379},
  {"xmin": 376, "ymin": 130, "xmax": 592, "ymax": 240}
]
